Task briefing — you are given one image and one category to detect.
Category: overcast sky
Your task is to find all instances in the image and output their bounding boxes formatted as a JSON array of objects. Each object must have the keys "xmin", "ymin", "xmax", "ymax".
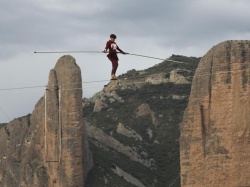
[{"xmin": 1, "ymin": 0, "xmax": 250, "ymax": 122}]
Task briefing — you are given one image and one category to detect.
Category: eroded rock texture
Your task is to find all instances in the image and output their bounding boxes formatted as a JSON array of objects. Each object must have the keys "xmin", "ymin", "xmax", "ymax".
[
  {"xmin": 180, "ymin": 41, "xmax": 250, "ymax": 186},
  {"xmin": 0, "ymin": 55, "xmax": 92, "ymax": 187}
]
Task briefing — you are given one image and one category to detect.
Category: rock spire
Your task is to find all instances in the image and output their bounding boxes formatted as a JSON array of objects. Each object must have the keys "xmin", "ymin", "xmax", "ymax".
[
  {"xmin": 0, "ymin": 55, "xmax": 92, "ymax": 187},
  {"xmin": 180, "ymin": 41, "xmax": 250, "ymax": 186}
]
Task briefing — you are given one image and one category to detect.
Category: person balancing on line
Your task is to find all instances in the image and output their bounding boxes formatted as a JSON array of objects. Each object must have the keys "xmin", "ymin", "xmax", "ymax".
[{"xmin": 103, "ymin": 34, "xmax": 128, "ymax": 80}]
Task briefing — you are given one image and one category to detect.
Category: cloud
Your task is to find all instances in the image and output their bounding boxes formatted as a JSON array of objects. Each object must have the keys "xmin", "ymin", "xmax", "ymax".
[
  {"xmin": 1, "ymin": 0, "xmax": 250, "ymax": 59},
  {"xmin": 1, "ymin": 0, "xmax": 250, "ymax": 122}
]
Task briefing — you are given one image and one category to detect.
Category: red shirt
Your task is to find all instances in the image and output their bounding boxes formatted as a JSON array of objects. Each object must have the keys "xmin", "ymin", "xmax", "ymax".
[{"xmin": 104, "ymin": 40, "xmax": 124, "ymax": 60}]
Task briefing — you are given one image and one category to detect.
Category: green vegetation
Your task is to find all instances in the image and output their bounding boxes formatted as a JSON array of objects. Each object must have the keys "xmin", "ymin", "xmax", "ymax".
[
  {"xmin": 0, "ymin": 123, "xmax": 7, "ymax": 129},
  {"xmin": 142, "ymin": 54, "xmax": 199, "ymax": 76},
  {"xmin": 85, "ymin": 140, "xmax": 156, "ymax": 187},
  {"xmin": 84, "ymin": 55, "xmax": 200, "ymax": 187}
]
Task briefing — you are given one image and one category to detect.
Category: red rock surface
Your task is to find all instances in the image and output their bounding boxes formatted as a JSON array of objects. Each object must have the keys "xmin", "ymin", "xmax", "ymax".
[
  {"xmin": 180, "ymin": 41, "xmax": 250, "ymax": 186},
  {"xmin": 0, "ymin": 55, "xmax": 92, "ymax": 187}
]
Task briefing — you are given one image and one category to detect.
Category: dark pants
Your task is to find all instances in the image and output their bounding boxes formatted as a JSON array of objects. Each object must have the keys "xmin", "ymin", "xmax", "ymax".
[{"xmin": 108, "ymin": 57, "xmax": 118, "ymax": 75}]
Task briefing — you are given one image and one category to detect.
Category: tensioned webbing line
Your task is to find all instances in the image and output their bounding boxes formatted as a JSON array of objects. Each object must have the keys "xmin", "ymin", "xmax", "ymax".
[
  {"xmin": 1, "ymin": 67, "xmax": 250, "ymax": 92},
  {"xmin": 0, "ymin": 85, "xmax": 46, "ymax": 91},
  {"xmin": 0, "ymin": 105, "xmax": 10, "ymax": 120}
]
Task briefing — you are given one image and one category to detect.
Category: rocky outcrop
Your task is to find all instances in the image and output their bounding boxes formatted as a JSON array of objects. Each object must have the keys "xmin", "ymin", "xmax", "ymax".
[
  {"xmin": 145, "ymin": 73, "xmax": 168, "ymax": 84},
  {"xmin": 136, "ymin": 103, "xmax": 158, "ymax": 126},
  {"xmin": 180, "ymin": 41, "xmax": 250, "ymax": 186},
  {"xmin": 92, "ymin": 89, "xmax": 124, "ymax": 103},
  {"xmin": 0, "ymin": 55, "xmax": 93, "ymax": 187},
  {"xmin": 93, "ymin": 99, "xmax": 108, "ymax": 112},
  {"xmin": 136, "ymin": 103, "xmax": 153, "ymax": 117},
  {"xmin": 169, "ymin": 69, "xmax": 191, "ymax": 84},
  {"xmin": 112, "ymin": 165, "xmax": 146, "ymax": 187},
  {"xmin": 87, "ymin": 124, "xmax": 155, "ymax": 168},
  {"xmin": 116, "ymin": 122, "xmax": 143, "ymax": 141}
]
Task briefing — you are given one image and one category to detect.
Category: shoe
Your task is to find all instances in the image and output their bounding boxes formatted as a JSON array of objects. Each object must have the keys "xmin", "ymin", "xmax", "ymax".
[{"xmin": 111, "ymin": 74, "xmax": 117, "ymax": 80}]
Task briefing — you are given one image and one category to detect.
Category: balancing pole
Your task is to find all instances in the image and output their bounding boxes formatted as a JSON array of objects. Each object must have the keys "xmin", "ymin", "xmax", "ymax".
[
  {"xmin": 34, "ymin": 51, "xmax": 103, "ymax": 54},
  {"xmin": 34, "ymin": 50, "xmax": 185, "ymax": 63}
]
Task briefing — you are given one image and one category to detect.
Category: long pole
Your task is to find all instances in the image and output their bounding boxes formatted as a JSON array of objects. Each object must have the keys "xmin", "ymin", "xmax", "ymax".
[
  {"xmin": 34, "ymin": 51, "xmax": 103, "ymax": 54},
  {"xmin": 34, "ymin": 50, "xmax": 186, "ymax": 64},
  {"xmin": 34, "ymin": 50, "xmax": 166, "ymax": 60},
  {"xmin": 126, "ymin": 53, "xmax": 165, "ymax": 61}
]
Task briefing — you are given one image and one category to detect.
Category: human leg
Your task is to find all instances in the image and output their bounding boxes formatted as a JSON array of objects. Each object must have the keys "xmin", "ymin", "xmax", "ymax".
[
  {"xmin": 112, "ymin": 59, "xmax": 118, "ymax": 75},
  {"xmin": 109, "ymin": 57, "xmax": 119, "ymax": 77}
]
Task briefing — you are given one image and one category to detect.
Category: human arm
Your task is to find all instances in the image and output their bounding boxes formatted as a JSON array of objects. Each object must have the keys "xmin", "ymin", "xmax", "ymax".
[{"xmin": 117, "ymin": 46, "xmax": 129, "ymax": 54}]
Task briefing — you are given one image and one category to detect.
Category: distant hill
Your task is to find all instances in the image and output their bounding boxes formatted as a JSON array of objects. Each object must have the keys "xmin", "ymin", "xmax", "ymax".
[{"xmin": 84, "ymin": 54, "xmax": 200, "ymax": 187}]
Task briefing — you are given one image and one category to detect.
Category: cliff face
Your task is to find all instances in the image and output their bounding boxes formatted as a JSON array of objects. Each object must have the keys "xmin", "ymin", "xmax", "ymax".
[
  {"xmin": 180, "ymin": 41, "xmax": 250, "ymax": 186},
  {"xmin": 0, "ymin": 55, "xmax": 92, "ymax": 187}
]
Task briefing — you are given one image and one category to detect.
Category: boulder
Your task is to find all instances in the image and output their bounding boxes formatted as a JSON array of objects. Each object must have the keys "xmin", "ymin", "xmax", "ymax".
[{"xmin": 93, "ymin": 99, "xmax": 108, "ymax": 112}]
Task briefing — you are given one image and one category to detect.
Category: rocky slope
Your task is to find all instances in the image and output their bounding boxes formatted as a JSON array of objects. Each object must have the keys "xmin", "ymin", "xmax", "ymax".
[
  {"xmin": 180, "ymin": 40, "xmax": 250, "ymax": 186},
  {"xmin": 0, "ymin": 55, "xmax": 93, "ymax": 187},
  {"xmin": 83, "ymin": 55, "xmax": 200, "ymax": 187}
]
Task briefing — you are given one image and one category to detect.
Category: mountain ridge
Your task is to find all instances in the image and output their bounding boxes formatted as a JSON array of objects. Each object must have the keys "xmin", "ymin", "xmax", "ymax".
[{"xmin": 84, "ymin": 54, "xmax": 200, "ymax": 187}]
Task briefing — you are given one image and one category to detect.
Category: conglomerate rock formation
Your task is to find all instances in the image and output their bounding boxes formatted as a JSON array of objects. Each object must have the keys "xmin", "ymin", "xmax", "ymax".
[
  {"xmin": 0, "ymin": 55, "xmax": 92, "ymax": 187},
  {"xmin": 180, "ymin": 40, "xmax": 250, "ymax": 186}
]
